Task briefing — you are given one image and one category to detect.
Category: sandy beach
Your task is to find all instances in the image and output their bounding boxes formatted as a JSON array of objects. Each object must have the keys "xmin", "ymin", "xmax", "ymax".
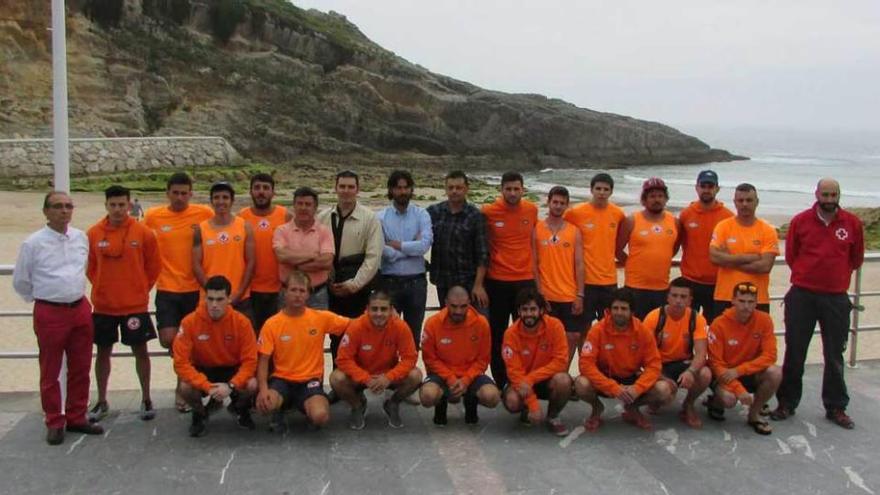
[{"xmin": 0, "ymin": 190, "xmax": 877, "ymax": 394}]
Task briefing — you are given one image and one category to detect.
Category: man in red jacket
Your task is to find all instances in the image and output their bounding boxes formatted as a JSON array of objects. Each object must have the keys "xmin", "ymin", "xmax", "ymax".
[
  {"xmin": 773, "ymin": 178, "xmax": 864, "ymax": 429},
  {"xmin": 329, "ymin": 290, "xmax": 422, "ymax": 429},
  {"xmin": 86, "ymin": 185, "xmax": 161, "ymax": 422},
  {"xmin": 173, "ymin": 276, "xmax": 258, "ymax": 437}
]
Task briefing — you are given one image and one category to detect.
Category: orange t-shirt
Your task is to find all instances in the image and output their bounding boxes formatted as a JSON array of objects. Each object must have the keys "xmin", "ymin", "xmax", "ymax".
[
  {"xmin": 679, "ymin": 201, "xmax": 734, "ymax": 284},
  {"xmin": 483, "ymin": 198, "xmax": 538, "ymax": 281},
  {"xmin": 258, "ymin": 309, "xmax": 350, "ymax": 382},
  {"xmin": 534, "ymin": 220, "xmax": 579, "ymax": 303},
  {"xmin": 173, "ymin": 305, "xmax": 257, "ymax": 393},
  {"xmin": 336, "ymin": 314, "xmax": 417, "ymax": 385},
  {"xmin": 200, "ymin": 216, "xmax": 249, "ymax": 299},
  {"xmin": 707, "ymin": 308, "xmax": 777, "ymax": 396},
  {"xmin": 641, "ymin": 306, "xmax": 708, "ymax": 363},
  {"xmin": 144, "ymin": 204, "xmax": 214, "ymax": 293},
  {"xmin": 624, "ymin": 211, "xmax": 678, "ymax": 290},
  {"xmin": 421, "ymin": 307, "xmax": 491, "ymax": 386},
  {"xmin": 578, "ymin": 314, "xmax": 662, "ymax": 397},
  {"xmin": 563, "ymin": 201, "xmax": 625, "ymax": 285},
  {"xmin": 710, "ymin": 218, "xmax": 779, "ymax": 303},
  {"xmin": 501, "ymin": 316, "xmax": 569, "ymax": 412},
  {"xmin": 239, "ymin": 206, "xmax": 287, "ymax": 293}
]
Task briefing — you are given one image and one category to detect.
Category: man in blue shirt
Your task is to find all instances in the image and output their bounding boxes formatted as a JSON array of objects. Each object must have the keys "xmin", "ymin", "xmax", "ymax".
[{"xmin": 379, "ymin": 170, "xmax": 433, "ymax": 347}]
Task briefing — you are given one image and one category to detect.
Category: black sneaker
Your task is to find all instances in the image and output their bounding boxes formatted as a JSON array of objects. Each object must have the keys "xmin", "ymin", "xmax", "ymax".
[
  {"xmin": 87, "ymin": 402, "xmax": 109, "ymax": 423},
  {"xmin": 433, "ymin": 399, "xmax": 448, "ymax": 427},
  {"xmin": 189, "ymin": 412, "xmax": 208, "ymax": 437},
  {"xmin": 464, "ymin": 396, "xmax": 479, "ymax": 425},
  {"xmin": 205, "ymin": 398, "xmax": 223, "ymax": 415},
  {"xmin": 383, "ymin": 399, "xmax": 404, "ymax": 428},
  {"xmin": 236, "ymin": 409, "xmax": 256, "ymax": 430},
  {"xmin": 519, "ymin": 409, "xmax": 531, "ymax": 425}
]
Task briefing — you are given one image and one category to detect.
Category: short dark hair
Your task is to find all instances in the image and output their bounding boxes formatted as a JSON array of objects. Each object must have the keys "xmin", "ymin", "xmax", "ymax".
[
  {"xmin": 104, "ymin": 185, "xmax": 130, "ymax": 201},
  {"xmin": 501, "ymin": 171, "xmax": 524, "ymax": 187},
  {"xmin": 515, "ymin": 287, "xmax": 547, "ymax": 312},
  {"xmin": 368, "ymin": 289, "xmax": 392, "ymax": 304},
  {"xmin": 590, "ymin": 173, "xmax": 614, "ymax": 190},
  {"xmin": 610, "ymin": 287, "xmax": 635, "ymax": 310},
  {"xmin": 548, "ymin": 185, "xmax": 569, "ymax": 202},
  {"xmin": 293, "ymin": 186, "xmax": 319, "ymax": 206},
  {"xmin": 735, "ymin": 183, "xmax": 757, "ymax": 194},
  {"xmin": 445, "ymin": 170, "xmax": 469, "ymax": 185},
  {"xmin": 249, "ymin": 173, "xmax": 275, "ymax": 189},
  {"xmin": 336, "ymin": 170, "xmax": 360, "ymax": 187},
  {"xmin": 386, "ymin": 170, "xmax": 414, "ymax": 200},
  {"xmin": 43, "ymin": 190, "xmax": 68, "ymax": 209},
  {"xmin": 166, "ymin": 172, "xmax": 193, "ymax": 190},
  {"xmin": 732, "ymin": 281, "xmax": 758, "ymax": 299},
  {"xmin": 210, "ymin": 181, "xmax": 235, "ymax": 200},
  {"xmin": 205, "ymin": 275, "xmax": 232, "ymax": 295},
  {"xmin": 669, "ymin": 276, "xmax": 693, "ymax": 294}
]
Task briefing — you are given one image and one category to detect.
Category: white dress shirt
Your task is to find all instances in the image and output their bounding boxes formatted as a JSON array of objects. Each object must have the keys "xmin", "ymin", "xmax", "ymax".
[{"xmin": 13, "ymin": 225, "xmax": 89, "ymax": 303}]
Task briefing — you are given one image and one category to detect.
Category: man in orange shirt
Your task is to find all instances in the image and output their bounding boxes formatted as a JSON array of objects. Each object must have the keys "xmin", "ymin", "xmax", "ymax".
[
  {"xmin": 533, "ymin": 186, "xmax": 584, "ymax": 362},
  {"xmin": 617, "ymin": 177, "xmax": 681, "ymax": 319},
  {"xmin": 239, "ymin": 173, "xmax": 290, "ymax": 333},
  {"xmin": 256, "ymin": 271, "xmax": 351, "ymax": 430},
  {"xmin": 709, "ymin": 184, "xmax": 779, "ymax": 315},
  {"xmin": 86, "ymin": 185, "xmax": 161, "ymax": 423},
  {"xmin": 173, "ymin": 276, "xmax": 258, "ymax": 437},
  {"xmin": 707, "ymin": 282, "xmax": 781, "ymax": 435},
  {"xmin": 576, "ymin": 288, "xmax": 669, "ymax": 431},
  {"xmin": 564, "ymin": 173, "xmax": 626, "ymax": 327},
  {"xmin": 482, "ymin": 171, "xmax": 538, "ymax": 389},
  {"xmin": 143, "ymin": 172, "xmax": 213, "ymax": 412},
  {"xmin": 420, "ymin": 286, "xmax": 499, "ymax": 426},
  {"xmin": 501, "ymin": 288, "xmax": 572, "ymax": 436},
  {"xmin": 679, "ymin": 170, "xmax": 734, "ymax": 323},
  {"xmin": 329, "ymin": 290, "xmax": 422, "ymax": 429},
  {"xmin": 193, "ymin": 182, "xmax": 256, "ymax": 318},
  {"xmin": 641, "ymin": 277, "xmax": 711, "ymax": 428}
]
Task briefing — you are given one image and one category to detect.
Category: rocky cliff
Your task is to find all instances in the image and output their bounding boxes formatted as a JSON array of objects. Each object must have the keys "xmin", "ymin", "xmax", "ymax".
[{"xmin": 0, "ymin": 0, "xmax": 744, "ymax": 169}]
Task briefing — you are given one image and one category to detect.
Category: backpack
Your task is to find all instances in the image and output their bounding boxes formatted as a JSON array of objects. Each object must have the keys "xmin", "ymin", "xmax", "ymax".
[{"xmin": 654, "ymin": 306, "xmax": 698, "ymax": 356}]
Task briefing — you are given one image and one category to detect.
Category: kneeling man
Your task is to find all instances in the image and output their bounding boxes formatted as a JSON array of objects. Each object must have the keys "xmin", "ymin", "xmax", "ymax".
[
  {"xmin": 420, "ymin": 286, "xmax": 500, "ymax": 426},
  {"xmin": 576, "ymin": 288, "xmax": 670, "ymax": 431},
  {"xmin": 501, "ymin": 288, "xmax": 572, "ymax": 436},
  {"xmin": 173, "ymin": 276, "xmax": 258, "ymax": 437},
  {"xmin": 330, "ymin": 290, "xmax": 422, "ymax": 429},
  {"xmin": 707, "ymin": 281, "xmax": 781, "ymax": 435},
  {"xmin": 641, "ymin": 277, "xmax": 712, "ymax": 428}
]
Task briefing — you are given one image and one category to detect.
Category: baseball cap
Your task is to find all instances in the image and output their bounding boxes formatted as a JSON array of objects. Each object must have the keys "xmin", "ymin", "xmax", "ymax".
[
  {"xmin": 642, "ymin": 177, "xmax": 667, "ymax": 193},
  {"xmin": 697, "ymin": 170, "xmax": 719, "ymax": 185}
]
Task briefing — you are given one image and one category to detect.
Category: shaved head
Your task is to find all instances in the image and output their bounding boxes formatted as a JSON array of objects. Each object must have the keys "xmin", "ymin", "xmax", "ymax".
[
  {"xmin": 445, "ymin": 286, "xmax": 471, "ymax": 324},
  {"xmin": 815, "ymin": 177, "xmax": 841, "ymax": 214},
  {"xmin": 816, "ymin": 177, "xmax": 840, "ymax": 193}
]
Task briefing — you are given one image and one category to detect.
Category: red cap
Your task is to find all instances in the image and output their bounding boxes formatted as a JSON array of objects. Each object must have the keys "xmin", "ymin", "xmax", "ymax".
[{"xmin": 642, "ymin": 177, "xmax": 667, "ymax": 192}]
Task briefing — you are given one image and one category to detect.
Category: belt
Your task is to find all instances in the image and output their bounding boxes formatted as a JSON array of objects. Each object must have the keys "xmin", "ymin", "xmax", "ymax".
[
  {"xmin": 382, "ymin": 273, "xmax": 425, "ymax": 283},
  {"xmin": 35, "ymin": 297, "xmax": 84, "ymax": 308}
]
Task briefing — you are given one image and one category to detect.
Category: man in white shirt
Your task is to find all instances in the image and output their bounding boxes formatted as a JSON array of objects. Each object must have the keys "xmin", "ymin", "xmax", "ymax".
[{"xmin": 13, "ymin": 191, "xmax": 105, "ymax": 445}]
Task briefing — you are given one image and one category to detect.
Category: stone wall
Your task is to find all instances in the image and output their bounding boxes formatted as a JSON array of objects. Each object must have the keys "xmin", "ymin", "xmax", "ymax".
[{"xmin": 0, "ymin": 136, "xmax": 242, "ymax": 177}]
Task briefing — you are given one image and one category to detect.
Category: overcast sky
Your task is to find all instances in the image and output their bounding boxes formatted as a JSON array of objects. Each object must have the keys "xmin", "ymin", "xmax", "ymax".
[{"xmin": 293, "ymin": 0, "xmax": 880, "ymax": 133}]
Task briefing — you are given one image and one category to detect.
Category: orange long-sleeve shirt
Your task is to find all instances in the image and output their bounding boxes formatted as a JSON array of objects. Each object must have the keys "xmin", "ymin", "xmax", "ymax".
[
  {"xmin": 173, "ymin": 305, "xmax": 258, "ymax": 393},
  {"xmin": 707, "ymin": 307, "xmax": 777, "ymax": 397},
  {"xmin": 578, "ymin": 314, "xmax": 662, "ymax": 398},
  {"xmin": 421, "ymin": 307, "xmax": 491, "ymax": 387},
  {"xmin": 87, "ymin": 216, "xmax": 161, "ymax": 314},
  {"xmin": 501, "ymin": 316, "xmax": 569, "ymax": 412},
  {"xmin": 336, "ymin": 314, "xmax": 417, "ymax": 385},
  {"xmin": 483, "ymin": 197, "xmax": 538, "ymax": 281}
]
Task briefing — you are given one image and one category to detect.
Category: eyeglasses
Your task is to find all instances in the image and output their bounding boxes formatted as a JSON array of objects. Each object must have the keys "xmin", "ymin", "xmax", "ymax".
[
  {"xmin": 736, "ymin": 283, "xmax": 758, "ymax": 294},
  {"xmin": 48, "ymin": 203, "xmax": 74, "ymax": 210}
]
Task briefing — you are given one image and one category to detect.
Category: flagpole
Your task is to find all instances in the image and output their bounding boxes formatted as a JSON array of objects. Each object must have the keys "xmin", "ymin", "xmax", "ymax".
[{"xmin": 51, "ymin": 0, "xmax": 71, "ymax": 193}]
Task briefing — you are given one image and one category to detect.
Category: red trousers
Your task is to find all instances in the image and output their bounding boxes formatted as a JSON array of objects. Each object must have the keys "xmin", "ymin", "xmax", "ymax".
[{"xmin": 33, "ymin": 299, "xmax": 94, "ymax": 428}]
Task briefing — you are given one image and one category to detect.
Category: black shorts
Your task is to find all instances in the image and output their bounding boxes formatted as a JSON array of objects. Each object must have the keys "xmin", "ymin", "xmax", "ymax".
[
  {"xmin": 155, "ymin": 290, "xmax": 200, "ymax": 330},
  {"xmin": 584, "ymin": 284, "xmax": 616, "ymax": 324},
  {"xmin": 194, "ymin": 366, "xmax": 239, "ymax": 390},
  {"xmin": 268, "ymin": 377, "xmax": 326, "ymax": 413},
  {"xmin": 713, "ymin": 373, "xmax": 759, "ymax": 394},
  {"xmin": 661, "ymin": 360, "xmax": 691, "ymax": 382},
  {"xmin": 597, "ymin": 374, "xmax": 638, "ymax": 398},
  {"xmin": 93, "ymin": 313, "xmax": 156, "ymax": 347},
  {"xmin": 505, "ymin": 378, "xmax": 554, "ymax": 401},
  {"xmin": 423, "ymin": 374, "xmax": 496, "ymax": 399},
  {"xmin": 548, "ymin": 301, "xmax": 586, "ymax": 334},
  {"xmin": 626, "ymin": 287, "xmax": 668, "ymax": 320}
]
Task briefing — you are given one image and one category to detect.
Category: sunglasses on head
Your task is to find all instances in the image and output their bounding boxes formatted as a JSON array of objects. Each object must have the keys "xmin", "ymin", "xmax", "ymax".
[{"xmin": 736, "ymin": 283, "xmax": 758, "ymax": 294}]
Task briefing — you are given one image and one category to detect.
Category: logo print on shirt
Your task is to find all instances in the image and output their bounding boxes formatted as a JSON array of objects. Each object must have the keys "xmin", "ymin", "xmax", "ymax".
[
  {"xmin": 160, "ymin": 225, "xmax": 172, "ymax": 232},
  {"xmin": 688, "ymin": 222, "xmax": 699, "ymax": 229},
  {"xmin": 521, "ymin": 349, "xmax": 531, "ymax": 356},
  {"xmin": 630, "ymin": 343, "xmax": 639, "ymax": 351},
  {"xmin": 258, "ymin": 219, "xmax": 270, "ymax": 230},
  {"xmin": 585, "ymin": 223, "xmax": 595, "ymax": 230},
  {"xmin": 639, "ymin": 230, "xmax": 649, "ymax": 236},
  {"xmin": 218, "ymin": 232, "xmax": 230, "ymax": 244},
  {"xmin": 280, "ymin": 335, "xmax": 291, "ymax": 342},
  {"xmin": 470, "ymin": 334, "xmax": 479, "ymax": 342},
  {"xmin": 836, "ymin": 228, "xmax": 849, "ymax": 240},
  {"xmin": 129, "ymin": 240, "xmax": 139, "ymax": 247},
  {"xmin": 495, "ymin": 221, "xmax": 505, "ymax": 228},
  {"xmin": 361, "ymin": 344, "xmax": 373, "ymax": 351},
  {"xmin": 752, "ymin": 240, "xmax": 761, "ymax": 246},
  {"xmin": 97, "ymin": 240, "xmax": 110, "ymax": 248},
  {"xmin": 234, "ymin": 235, "xmax": 242, "ymax": 242},
  {"xmin": 521, "ymin": 219, "xmax": 530, "ymax": 225},
  {"xmin": 126, "ymin": 317, "xmax": 141, "ymax": 330},
  {"xmin": 651, "ymin": 225, "xmax": 663, "ymax": 234},
  {"xmin": 197, "ymin": 334, "xmax": 210, "ymax": 341},
  {"xmin": 582, "ymin": 341, "xmax": 593, "ymax": 354},
  {"xmin": 309, "ymin": 328, "xmax": 318, "ymax": 336},
  {"xmin": 502, "ymin": 346, "xmax": 513, "ymax": 359},
  {"xmin": 539, "ymin": 342, "xmax": 549, "ymax": 351},
  {"xmin": 604, "ymin": 344, "xmax": 615, "ymax": 350},
  {"xmin": 340, "ymin": 334, "xmax": 350, "ymax": 347},
  {"xmin": 440, "ymin": 338, "xmax": 452, "ymax": 345},
  {"xmin": 727, "ymin": 339, "xmax": 739, "ymax": 346}
]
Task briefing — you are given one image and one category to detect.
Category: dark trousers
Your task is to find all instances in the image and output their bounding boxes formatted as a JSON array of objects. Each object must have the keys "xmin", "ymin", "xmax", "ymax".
[
  {"xmin": 778, "ymin": 286, "xmax": 851, "ymax": 412},
  {"xmin": 485, "ymin": 278, "xmax": 535, "ymax": 389},
  {"xmin": 250, "ymin": 291, "xmax": 280, "ymax": 336},
  {"xmin": 380, "ymin": 275, "xmax": 428, "ymax": 348},
  {"xmin": 328, "ymin": 286, "xmax": 372, "ymax": 365},
  {"xmin": 688, "ymin": 280, "xmax": 718, "ymax": 323},
  {"xmin": 626, "ymin": 287, "xmax": 667, "ymax": 320}
]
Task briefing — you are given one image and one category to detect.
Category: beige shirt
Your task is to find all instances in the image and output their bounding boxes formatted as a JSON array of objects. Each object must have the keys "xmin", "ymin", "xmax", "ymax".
[{"xmin": 317, "ymin": 202, "xmax": 384, "ymax": 291}]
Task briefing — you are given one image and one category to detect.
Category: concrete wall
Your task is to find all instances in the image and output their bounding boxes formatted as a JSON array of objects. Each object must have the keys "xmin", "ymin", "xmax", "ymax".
[{"xmin": 0, "ymin": 136, "xmax": 242, "ymax": 177}]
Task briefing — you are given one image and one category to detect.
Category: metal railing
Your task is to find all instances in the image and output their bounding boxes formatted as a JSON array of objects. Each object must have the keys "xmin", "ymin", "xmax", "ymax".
[{"xmin": 2, "ymin": 254, "xmax": 879, "ymax": 366}]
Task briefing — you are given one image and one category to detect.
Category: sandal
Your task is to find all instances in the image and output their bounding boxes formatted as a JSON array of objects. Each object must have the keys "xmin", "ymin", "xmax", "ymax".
[
  {"xmin": 769, "ymin": 405, "xmax": 795, "ymax": 421},
  {"xmin": 622, "ymin": 409, "xmax": 653, "ymax": 431},
  {"xmin": 175, "ymin": 401, "xmax": 192, "ymax": 414},
  {"xmin": 584, "ymin": 416, "xmax": 603, "ymax": 432},
  {"xmin": 748, "ymin": 419, "xmax": 772, "ymax": 435},
  {"xmin": 679, "ymin": 409, "xmax": 703, "ymax": 429}
]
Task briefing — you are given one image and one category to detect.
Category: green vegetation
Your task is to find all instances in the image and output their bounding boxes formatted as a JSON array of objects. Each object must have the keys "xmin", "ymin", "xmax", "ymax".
[
  {"xmin": 210, "ymin": 0, "xmax": 247, "ymax": 43},
  {"xmin": 143, "ymin": 0, "xmax": 192, "ymax": 25}
]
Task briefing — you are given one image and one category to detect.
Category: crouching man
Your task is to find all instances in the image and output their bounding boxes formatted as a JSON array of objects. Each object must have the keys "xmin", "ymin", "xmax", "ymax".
[
  {"xmin": 330, "ymin": 289, "xmax": 422, "ymax": 429},
  {"xmin": 173, "ymin": 276, "xmax": 258, "ymax": 437}
]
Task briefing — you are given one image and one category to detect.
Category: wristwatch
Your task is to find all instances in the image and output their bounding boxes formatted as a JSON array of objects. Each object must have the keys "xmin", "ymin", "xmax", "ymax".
[{"xmin": 227, "ymin": 382, "xmax": 236, "ymax": 391}]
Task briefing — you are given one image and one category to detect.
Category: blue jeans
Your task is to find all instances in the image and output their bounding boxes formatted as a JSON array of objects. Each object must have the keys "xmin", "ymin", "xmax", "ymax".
[{"xmin": 380, "ymin": 275, "xmax": 427, "ymax": 348}]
